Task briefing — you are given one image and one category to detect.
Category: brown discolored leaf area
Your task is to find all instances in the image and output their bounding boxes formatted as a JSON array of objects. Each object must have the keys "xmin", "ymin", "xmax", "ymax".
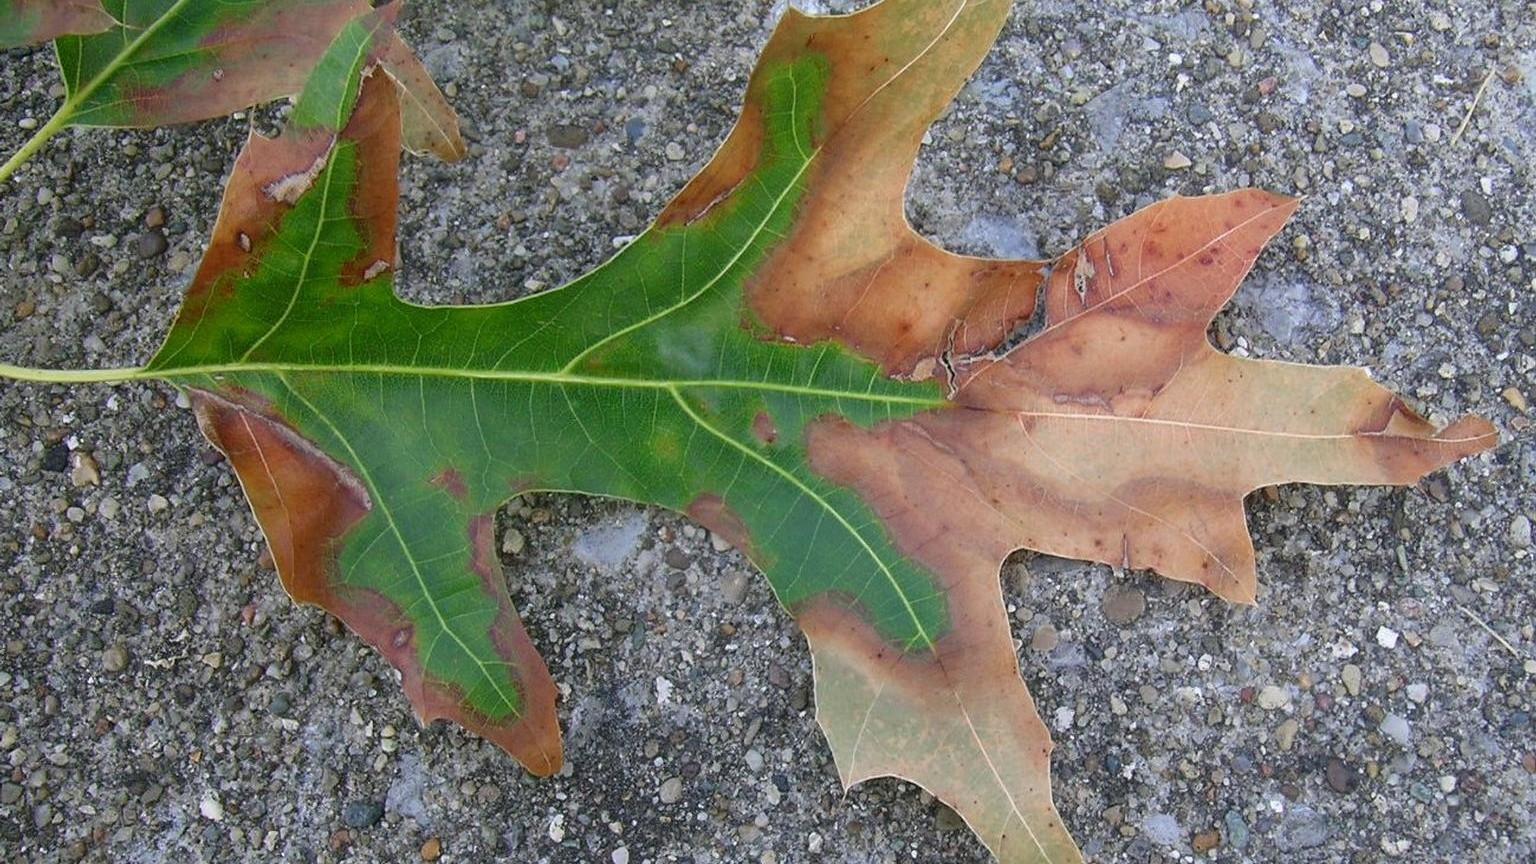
[{"xmin": 0, "ymin": 0, "xmax": 115, "ymax": 48}]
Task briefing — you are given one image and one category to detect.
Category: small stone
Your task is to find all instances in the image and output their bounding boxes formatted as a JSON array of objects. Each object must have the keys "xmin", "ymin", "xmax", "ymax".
[
  {"xmin": 547, "ymin": 814, "xmax": 565, "ymax": 842},
  {"xmin": 658, "ymin": 776, "xmax": 684, "ymax": 804},
  {"xmin": 147, "ymin": 494, "xmax": 170, "ymax": 513},
  {"xmin": 70, "ymin": 452, "xmax": 101, "ymax": 488},
  {"xmin": 144, "ymin": 206, "xmax": 167, "ymax": 229},
  {"xmin": 611, "ymin": 848, "xmax": 629, "ymax": 864},
  {"xmin": 1341, "ymin": 664, "xmax": 1362, "ymax": 696},
  {"xmin": 1256, "ymin": 685, "xmax": 1289, "ymax": 710},
  {"xmin": 547, "ymin": 125, "xmax": 589, "ymax": 149},
  {"xmin": 1508, "ymin": 515, "xmax": 1532, "ymax": 549},
  {"xmin": 102, "ymin": 644, "xmax": 129, "ymax": 673},
  {"xmin": 1375, "ymin": 626, "xmax": 1399, "ymax": 649},
  {"xmin": 744, "ymin": 749, "xmax": 764, "ymax": 771},
  {"xmin": 1503, "ymin": 388, "xmax": 1528, "ymax": 413},
  {"xmin": 1368, "ymin": 42, "xmax": 1390, "ymax": 68},
  {"xmin": 0, "ymin": 783, "xmax": 22, "ymax": 805},
  {"xmin": 501, "ymin": 528, "xmax": 525, "ymax": 555},
  {"xmin": 1400, "ymin": 196, "xmax": 1418, "ymax": 223},
  {"xmin": 1224, "ymin": 810, "xmax": 1250, "ymax": 849},
  {"xmin": 720, "ymin": 571, "xmax": 749, "ymax": 605},
  {"xmin": 934, "ymin": 804, "xmax": 966, "ymax": 832},
  {"xmin": 1143, "ymin": 813, "xmax": 1181, "ymax": 847},
  {"xmin": 42, "ymin": 442, "xmax": 68, "ymax": 472},
  {"xmin": 1438, "ymin": 774, "xmax": 1457, "ymax": 793},
  {"xmin": 665, "ymin": 141, "xmax": 686, "ymax": 161},
  {"xmin": 341, "ymin": 801, "xmax": 383, "ymax": 829},
  {"xmin": 1276, "ymin": 806, "xmax": 1329, "ymax": 851},
  {"xmin": 420, "ymin": 838, "xmax": 442, "ymax": 861},
  {"xmin": 1101, "ymin": 584, "xmax": 1146, "ymax": 625},
  {"xmin": 1406, "ymin": 682, "xmax": 1429, "ymax": 703},
  {"xmin": 1030, "ymin": 623, "xmax": 1058, "ymax": 652},
  {"xmin": 199, "ymin": 795, "xmax": 224, "ymax": 821},
  {"xmin": 1429, "ymin": 12, "xmax": 1451, "ymax": 30},
  {"xmin": 1192, "ymin": 828, "xmax": 1221, "ymax": 853},
  {"xmin": 1326, "ymin": 757, "xmax": 1357, "ymax": 793},
  {"xmin": 1275, "ymin": 718, "xmax": 1300, "ymax": 751},
  {"xmin": 1380, "ymin": 713, "xmax": 1411, "ymax": 747},
  {"xmin": 1345, "ymin": 82, "xmax": 1367, "ymax": 98},
  {"xmin": 1163, "ymin": 151, "xmax": 1192, "ymax": 170},
  {"xmin": 134, "ymin": 230, "xmax": 168, "ymax": 259},
  {"xmin": 1460, "ymin": 189, "xmax": 1492, "ymax": 226}
]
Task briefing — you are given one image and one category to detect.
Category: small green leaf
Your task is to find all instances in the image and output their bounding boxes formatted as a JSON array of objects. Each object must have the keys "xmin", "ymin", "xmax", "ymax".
[{"xmin": 0, "ymin": 0, "xmax": 462, "ymax": 183}]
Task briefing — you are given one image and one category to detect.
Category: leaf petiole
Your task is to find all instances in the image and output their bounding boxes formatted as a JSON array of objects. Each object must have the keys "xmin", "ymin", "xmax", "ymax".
[
  {"xmin": 0, "ymin": 363, "xmax": 146, "ymax": 384},
  {"xmin": 0, "ymin": 104, "xmax": 71, "ymax": 185}
]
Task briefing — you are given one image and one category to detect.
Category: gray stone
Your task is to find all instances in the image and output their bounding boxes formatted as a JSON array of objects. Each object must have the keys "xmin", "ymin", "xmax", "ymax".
[
  {"xmin": 1142, "ymin": 812, "xmax": 1181, "ymax": 847},
  {"xmin": 341, "ymin": 800, "xmax": 383, "ymax": 829}
]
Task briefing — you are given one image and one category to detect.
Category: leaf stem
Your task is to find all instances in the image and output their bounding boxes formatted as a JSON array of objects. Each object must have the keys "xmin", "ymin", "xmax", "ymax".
[
  {"xmin": 0, "ymin": 106, "xmax": 72, "ymax": 185},
  {"xmin": 0, "ymin": 363, "xmax": 145, "ymax": 384}
]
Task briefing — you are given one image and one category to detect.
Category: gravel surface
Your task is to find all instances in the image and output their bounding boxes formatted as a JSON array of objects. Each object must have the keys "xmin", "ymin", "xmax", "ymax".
[{"xmin": 1, "ymin": 1, "xmax": 1533, "ymax": 862}]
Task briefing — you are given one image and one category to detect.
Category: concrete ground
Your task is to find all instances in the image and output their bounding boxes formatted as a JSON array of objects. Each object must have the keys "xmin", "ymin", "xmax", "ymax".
[{"xmin": 0, "ymin": 0, "xmax": 1532, "ymax": 862}]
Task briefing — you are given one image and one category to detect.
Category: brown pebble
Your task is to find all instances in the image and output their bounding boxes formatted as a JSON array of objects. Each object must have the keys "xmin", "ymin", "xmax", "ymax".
[
  {"xmin": 14, "ymin": 299, "xmax": 35, "ymax": 320},
  {"xmin": 419, "ymin": 838, "xmax": 442, "ymax": 861},
  {"xmin": 1101, "ymin": 584, "xmax": 1146, "ymax": 625},
  {"xmin": 1192, "ymin": 829, "xmax": 1220, "ymax": 853},
  {"xmin": 1326, "ymin": 756, "xmax": 1357, "ymax": 793},
  {"xmin": 144, "ymin": 206, "xmax": 166, "ymax": 229},
  {"xmin": 134, "ymin": 230, "xmax": 168, "ymax": 259}
]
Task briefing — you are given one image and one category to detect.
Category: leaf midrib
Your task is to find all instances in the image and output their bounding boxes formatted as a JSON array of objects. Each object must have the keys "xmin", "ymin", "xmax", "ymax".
[{"xmin": 75, "ymin": 362, "xmax": 949, "ymax": 408}]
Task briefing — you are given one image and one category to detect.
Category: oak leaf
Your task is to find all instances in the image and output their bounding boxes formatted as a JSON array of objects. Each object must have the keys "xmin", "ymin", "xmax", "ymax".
[
  {"xmin": 0, "ymin": 0, "xmax": 462, "ymax": 183},
  {"xmin": 0, "ymin": 1, "xmax": 1497, "ymax": 861}
]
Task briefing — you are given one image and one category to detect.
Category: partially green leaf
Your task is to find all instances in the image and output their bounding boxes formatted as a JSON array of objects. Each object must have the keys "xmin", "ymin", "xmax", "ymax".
[
  {"xmin": 0, "ymin": 0, "xmax": 461, "ymax": 183},
  {"xmin": 0, "ymin": 1, "xmax": 1498, "ymax": 861}
]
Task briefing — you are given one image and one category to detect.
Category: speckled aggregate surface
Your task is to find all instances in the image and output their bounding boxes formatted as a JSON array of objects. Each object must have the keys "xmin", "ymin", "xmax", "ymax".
[{"xmin": 0, "ymin": 1, "xmax": 1532, "ymax": 862}]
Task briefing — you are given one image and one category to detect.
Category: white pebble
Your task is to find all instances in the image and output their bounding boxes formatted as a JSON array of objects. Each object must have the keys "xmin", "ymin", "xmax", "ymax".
[
  {"xmin": 199, "ymin": 795, "xmax": 224, "ymax": 821},
  {"xmin": 1375, "ymin": 626, "xmax": 1399, "ymax": 649},
  {"xmin": 1257, "ymin": 685, "xmax": 1290, "ymax": 710},
  {"xmin": 1380, "ymin": 713, "xmax": 1411, "ymax": 746}
]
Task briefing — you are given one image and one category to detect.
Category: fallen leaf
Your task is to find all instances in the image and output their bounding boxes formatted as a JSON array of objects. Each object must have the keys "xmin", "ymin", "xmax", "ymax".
[
  {"xmin": 0, "ymin": 1, "xmax": 1498, "ymax": 861},
  {"xmin": 0, "ymin": 0, "xmax": 116, "ymax": 48},
  {"xmin": 0, "ymin": 0, "xmax": 460, "ymax": 182}
]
